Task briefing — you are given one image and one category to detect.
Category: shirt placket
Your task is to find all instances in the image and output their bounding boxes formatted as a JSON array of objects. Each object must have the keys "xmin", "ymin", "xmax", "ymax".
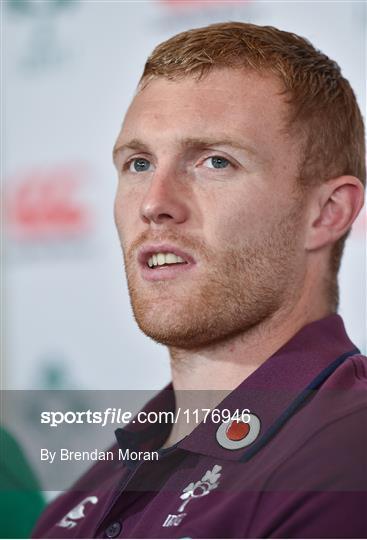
[{"xmin": 95, "ymin": 447, "xmax": 188, "ymax": 538}]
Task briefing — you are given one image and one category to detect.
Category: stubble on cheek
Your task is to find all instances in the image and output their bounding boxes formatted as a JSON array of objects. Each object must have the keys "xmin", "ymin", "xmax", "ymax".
[{"xmin": 121, "ymin": 204, "xmax": 302, "ymax": 350}]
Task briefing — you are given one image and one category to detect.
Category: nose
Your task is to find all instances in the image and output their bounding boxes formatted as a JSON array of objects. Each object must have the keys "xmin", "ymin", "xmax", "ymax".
[{"xmin": 140, "ymin": 169, "xmax": 189, "ymax": 226}]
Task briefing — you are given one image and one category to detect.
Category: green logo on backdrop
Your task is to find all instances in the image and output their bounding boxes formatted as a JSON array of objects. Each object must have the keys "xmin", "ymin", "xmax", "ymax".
[{"xmin": 6, "ymin": 0, "xmax": 79, "ymax": 74}]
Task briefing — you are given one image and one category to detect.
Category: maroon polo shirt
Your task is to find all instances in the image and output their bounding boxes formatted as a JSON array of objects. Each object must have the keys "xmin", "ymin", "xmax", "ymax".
[{"xmin": 33, "ymin": 315, "xmax": 367, "ymax": 538}]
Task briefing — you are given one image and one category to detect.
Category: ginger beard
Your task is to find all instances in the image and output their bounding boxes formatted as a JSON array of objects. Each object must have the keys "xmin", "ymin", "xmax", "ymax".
[{"xmin": 121, "ymin": 203, "xmax": 303, "ymax": 351}]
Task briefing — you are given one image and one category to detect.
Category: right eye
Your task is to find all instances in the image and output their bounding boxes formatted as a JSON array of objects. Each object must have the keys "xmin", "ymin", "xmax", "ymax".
[{"xmin": 128, "ymin": 158, "xmax": 152, "ymax": 172}]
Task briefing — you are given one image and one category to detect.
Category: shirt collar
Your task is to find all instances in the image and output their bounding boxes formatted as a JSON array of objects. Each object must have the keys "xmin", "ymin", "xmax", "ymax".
[{"xmin": 115, "ymin": 314, "xmax": 359, "ymax": 462}]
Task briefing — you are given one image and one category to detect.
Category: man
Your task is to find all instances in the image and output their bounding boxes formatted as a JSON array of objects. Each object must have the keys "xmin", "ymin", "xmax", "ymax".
[{"xmin": 33, "ymin": 22, "xmax": 366, "ymax": 538}]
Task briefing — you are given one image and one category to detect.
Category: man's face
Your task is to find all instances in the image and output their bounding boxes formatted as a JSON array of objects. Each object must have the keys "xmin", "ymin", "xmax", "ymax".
[{"xmin": 113, "ymin": 69, "xmax": 307, "ymax": 350}]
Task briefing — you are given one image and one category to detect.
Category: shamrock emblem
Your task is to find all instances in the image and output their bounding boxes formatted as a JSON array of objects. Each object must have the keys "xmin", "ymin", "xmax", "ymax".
[{"xmin": 178, "ymin": 465, "xmax": 222, "ymax": 512}]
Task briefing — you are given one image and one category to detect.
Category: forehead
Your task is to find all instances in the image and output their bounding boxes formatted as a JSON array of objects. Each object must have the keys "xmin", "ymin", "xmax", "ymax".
[{"xmin": 117, "ymin": 69, "xmax": 291, "ymax": 152}]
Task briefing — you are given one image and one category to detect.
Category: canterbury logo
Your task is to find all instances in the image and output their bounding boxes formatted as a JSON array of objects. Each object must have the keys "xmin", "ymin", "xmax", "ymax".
[{"xmin": 57, "ymin": 496, "xmax": 98, "ymax": 529}]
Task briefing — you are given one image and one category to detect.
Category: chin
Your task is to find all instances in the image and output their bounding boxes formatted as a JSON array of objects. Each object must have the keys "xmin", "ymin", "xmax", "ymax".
[
  {"xmin": 132, "ymin": 307, "xmax": 258, "ymax": 351},
  {"xmin": 132, "ymin": 309, "xmax": 196, "ymax": 348},
  {"xmin": 136, "ymin": 324, "xmax": 211, "ymax": 349}
]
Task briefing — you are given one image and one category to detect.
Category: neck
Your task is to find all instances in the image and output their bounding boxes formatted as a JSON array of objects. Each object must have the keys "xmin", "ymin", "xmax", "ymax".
[{"xmin": 162, "ymin": 284, "xmax": 331, "ymax": 448}]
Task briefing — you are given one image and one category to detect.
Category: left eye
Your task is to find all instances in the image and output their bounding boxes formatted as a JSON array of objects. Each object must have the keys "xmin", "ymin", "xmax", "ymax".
[
  {"xmin": 203, "ymin": 156, "xmax": 230, "ymax": 169},
  {"xmin": 129, "ymin": 158, "xmax": 151, "ymax": 172}
]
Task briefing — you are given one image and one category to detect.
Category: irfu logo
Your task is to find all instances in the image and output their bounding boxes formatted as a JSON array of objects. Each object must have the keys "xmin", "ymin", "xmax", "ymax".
[{"xmin": 162, "ymin": 465, "xmax": 222, "ymax": 528}]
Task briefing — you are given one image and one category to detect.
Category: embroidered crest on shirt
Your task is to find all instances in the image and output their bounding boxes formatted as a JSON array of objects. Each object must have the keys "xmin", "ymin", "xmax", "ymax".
[
  {"xmin": 57, "ymin": 496, "xmax": 98, "ymax": 529},
  {"xmin": 162, "ymin": 465, "xmax": 222, "ymax": 527}
]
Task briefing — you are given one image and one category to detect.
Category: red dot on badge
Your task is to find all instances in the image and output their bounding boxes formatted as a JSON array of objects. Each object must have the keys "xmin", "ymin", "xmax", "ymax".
[{"xmin": 226, "ymin": 420, "xmax": 250, "ymax": 441}]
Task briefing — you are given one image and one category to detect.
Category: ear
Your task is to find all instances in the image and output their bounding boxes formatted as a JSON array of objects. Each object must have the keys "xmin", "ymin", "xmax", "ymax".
[{"xmin": 305, "ymin": 175, "xmax": 365, "ymax": 251}]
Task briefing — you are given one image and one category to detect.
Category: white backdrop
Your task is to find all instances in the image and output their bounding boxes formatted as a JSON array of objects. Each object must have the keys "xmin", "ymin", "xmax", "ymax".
[{"xmin": 3, "ymin": 0, "xmax": 366, "ymax": 391}]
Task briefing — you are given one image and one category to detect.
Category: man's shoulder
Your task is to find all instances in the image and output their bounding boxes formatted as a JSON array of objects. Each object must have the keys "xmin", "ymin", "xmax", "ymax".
[
  {"xmin": 319, "ymin": 351, "xmax": 367, "ymax": 415},
  {"xmin": 324, "ymin": 351, "xmax": 367, "ymax": 385},
  {"xmin": 297, "ymin": 351, "xmax": 366, "ymax": 439},
  {"xmin": 259, "ymin": 352, "xmax": 367, "ymax": 490}
]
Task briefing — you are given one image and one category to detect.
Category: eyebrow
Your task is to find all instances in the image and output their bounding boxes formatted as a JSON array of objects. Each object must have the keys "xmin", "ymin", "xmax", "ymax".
[{"xmin": 112, "ymin": 136, "xmax": 259, "ymax": 166}]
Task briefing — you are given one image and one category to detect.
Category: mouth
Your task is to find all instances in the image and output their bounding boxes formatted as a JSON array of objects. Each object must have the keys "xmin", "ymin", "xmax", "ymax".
[{"xmin": 137, "ymin": 244, "xmax": 196, "ymax": 281}]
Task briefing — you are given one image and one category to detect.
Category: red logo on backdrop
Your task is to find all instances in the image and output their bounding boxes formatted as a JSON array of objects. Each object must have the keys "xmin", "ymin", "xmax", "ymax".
[{"xmin": 6, "ymin": 164, "xmax": 93, "ymax": 241}]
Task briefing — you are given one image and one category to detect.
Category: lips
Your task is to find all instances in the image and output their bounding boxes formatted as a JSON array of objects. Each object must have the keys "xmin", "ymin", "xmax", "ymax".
[
  {"xmin": 138, "ymin": 244, "xmax": 196, "ymax": 267},
  {"xmin": 137, "ymin": 243, "xmax": 197, "ymax": 281}
]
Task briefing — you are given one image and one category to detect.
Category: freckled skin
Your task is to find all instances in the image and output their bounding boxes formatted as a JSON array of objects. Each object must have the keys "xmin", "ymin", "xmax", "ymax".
[{"xmin": 114, "ymin": 69, "xmax": 308, "ymax": 350}]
